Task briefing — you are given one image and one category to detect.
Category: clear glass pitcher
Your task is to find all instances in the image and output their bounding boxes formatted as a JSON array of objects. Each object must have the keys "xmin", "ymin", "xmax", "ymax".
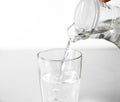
[{"xmin": 68, "ymin": 0, "xmax": 120, "ymax": 48}]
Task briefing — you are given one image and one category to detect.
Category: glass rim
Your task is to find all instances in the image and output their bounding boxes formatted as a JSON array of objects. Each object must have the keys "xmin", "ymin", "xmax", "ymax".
[{"xmin": 37, "ymin": 48, "xmax": 82, "ymax": 62}]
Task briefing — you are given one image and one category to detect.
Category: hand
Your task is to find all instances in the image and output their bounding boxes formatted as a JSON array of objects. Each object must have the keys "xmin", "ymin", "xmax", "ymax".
[{"xmin": 99, "ymin": 0, "xmax": 110, "ymax": 3}]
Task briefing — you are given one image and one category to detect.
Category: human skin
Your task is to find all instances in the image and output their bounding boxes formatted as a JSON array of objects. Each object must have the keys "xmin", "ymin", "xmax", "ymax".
[{"xmin": 100, "ymin": 0, "xmax": 110, "ymax": 2}]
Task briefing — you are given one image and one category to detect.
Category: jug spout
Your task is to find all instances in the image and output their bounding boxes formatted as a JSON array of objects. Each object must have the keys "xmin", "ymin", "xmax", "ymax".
[
  {"xmin": 68, "ymin": 17, "xmax": 120, "ymax": 48},
  {"xmin": 68, "ymin": 0, "xmax": 120, "ymax": 48}
]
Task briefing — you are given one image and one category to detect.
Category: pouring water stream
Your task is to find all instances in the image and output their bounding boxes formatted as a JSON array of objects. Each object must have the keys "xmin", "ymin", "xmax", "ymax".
[{"xmin": 60, "ymin": 0, "xmax": 120, "ymax": 76}]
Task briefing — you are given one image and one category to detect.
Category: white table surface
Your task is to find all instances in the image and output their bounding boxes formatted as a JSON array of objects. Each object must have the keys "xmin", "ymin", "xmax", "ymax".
[{"xmin": 0, "ymin": 48, "xmax": 120, "ymax": 102}]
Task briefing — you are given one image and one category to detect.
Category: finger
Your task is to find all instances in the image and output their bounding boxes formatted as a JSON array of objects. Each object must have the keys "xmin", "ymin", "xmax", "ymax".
[{"xmin": 99, "ymin": 0, "xmax": 110, "ymax": 3}]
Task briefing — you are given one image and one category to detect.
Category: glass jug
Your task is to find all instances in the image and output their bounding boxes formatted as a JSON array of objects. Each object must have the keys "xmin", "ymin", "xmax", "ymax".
[{"xmin": 68, "ymin": 0, "xmax": 120, "ymax": 48}]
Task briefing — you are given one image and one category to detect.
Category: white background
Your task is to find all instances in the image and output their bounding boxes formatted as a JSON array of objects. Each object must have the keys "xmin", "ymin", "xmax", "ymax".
[
  {"xmin": 0, "ymin": 0, "xmax": 120, "ymax": 102},
  {"xmin": 0, "ymin": 0, "xmax": 117, "ymax": 49},
  {"xmin": 0, "ymin": 0, "xmax": 76, "ymax": 49},
  {"xmin": 0, "ymin": 49, "xmax": 120, "ymax": 102}
]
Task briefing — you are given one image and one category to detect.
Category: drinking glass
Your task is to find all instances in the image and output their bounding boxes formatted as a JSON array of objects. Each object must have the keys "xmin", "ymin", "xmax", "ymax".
[{"xmin": 37, "ymin": 48, "xmax": 82, "ymax": 102}]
